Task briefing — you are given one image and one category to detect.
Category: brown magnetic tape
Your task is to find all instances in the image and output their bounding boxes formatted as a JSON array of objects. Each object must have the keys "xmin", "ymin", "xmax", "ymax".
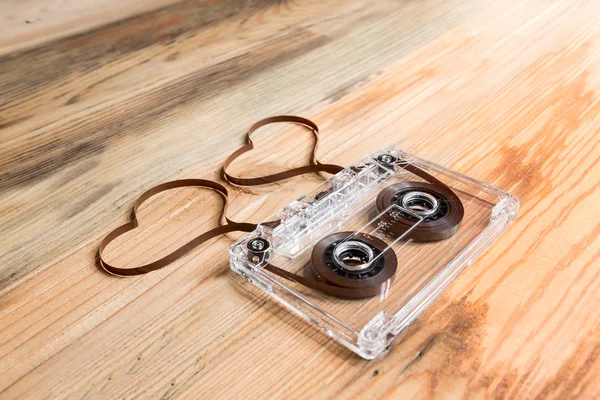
[
  {"xmin": 222, "ymin": 115, "xmax": 344, "ymax": 185},
  {"xmin": 98, "ymin": 116, "xmax": 463, "ymax": 299},
  {"xmin": 98, "ymin": 179, "xmax": 256, "ymax": 276},
  {"xmin": 99, "ymin": 116, "xmax": 340, "ymax": 276},
  {"xmin": 375, "ymin": 181, "xmax": 463, "ymax": 241}
]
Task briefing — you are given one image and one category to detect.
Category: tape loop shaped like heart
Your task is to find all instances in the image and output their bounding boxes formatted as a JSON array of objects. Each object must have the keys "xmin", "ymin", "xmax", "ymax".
[
  {"xmin": 98, "ymin": 179, "xmax": 256, "ymax": 276},
  {"xmin": 98, "ymin": 116, "xmax": 463, "ymax": 299},
  {"xmin": 99, "ymin": 116, "xmax": 341, "ymax": 276}
]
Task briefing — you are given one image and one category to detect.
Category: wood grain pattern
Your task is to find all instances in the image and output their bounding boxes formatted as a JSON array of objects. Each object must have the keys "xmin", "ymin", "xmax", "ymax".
[
  {"xmin": 0, "ymin": 0, "xmax": 185, "ymax": 56},
  {"xmin": 1, "ymin": 0, "xmax": 599, "ymax": 398}
]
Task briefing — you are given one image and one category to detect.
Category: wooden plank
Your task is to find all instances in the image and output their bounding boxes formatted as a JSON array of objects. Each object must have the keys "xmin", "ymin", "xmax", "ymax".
[
  {"xmin": 1, "ymin": 0, "xmax": 599, "ymax": 398},
  {"xmin": 0, "ymin": 0, "xmax": 184, "ymax": 56},
  {"xmin": 0, "ymin": 0, "xmax": 487, "ymax": 288}
]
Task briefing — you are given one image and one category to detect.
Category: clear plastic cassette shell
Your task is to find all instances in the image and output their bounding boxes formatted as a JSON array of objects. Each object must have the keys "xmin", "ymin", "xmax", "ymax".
[{"xmin": 230, "ymin": 146, "xmax": 519, "ymax": 359}]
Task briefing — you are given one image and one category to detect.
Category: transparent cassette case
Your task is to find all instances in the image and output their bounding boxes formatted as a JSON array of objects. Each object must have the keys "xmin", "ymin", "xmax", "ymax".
[{"xmin": 230, "ymin": 146, "xmax": 519, "ymax": 359}]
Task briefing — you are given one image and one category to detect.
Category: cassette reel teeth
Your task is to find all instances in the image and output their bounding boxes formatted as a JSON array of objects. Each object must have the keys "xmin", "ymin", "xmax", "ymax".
[
  {"xmin": 308, "ymin": 232, "xmax": 397, "ymax": 298},
  {"xmin": 376, "ymin": 181, "xmax": 464, "ymax": 242}
]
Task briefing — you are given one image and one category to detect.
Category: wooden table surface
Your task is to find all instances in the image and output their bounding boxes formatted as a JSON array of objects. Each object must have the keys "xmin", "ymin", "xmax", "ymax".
[{"xmin": 1, "ymin": 0, "xmax": 599, "ymax": 398}]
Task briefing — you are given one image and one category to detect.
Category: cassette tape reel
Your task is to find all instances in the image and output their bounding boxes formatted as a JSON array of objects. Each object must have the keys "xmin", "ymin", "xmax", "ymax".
[{"xmin": 230, "ymin": 146, "xmax": 519, "ymax": 359}]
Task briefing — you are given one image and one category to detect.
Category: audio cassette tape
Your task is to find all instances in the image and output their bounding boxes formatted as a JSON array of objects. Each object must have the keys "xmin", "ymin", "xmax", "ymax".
[{"xmin": 229, "ymin": 146, "xmax": 519, "ymax": 359}]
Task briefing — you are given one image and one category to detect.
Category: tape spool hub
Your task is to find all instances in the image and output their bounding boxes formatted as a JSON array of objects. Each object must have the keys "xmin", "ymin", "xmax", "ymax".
[
  {"xmin": 333, "ymin": 240, "xmax": 375, "ymax": 273},
  {"xmin": 317, "ymin": 235, "xmax": 387, "ymax": 280},
  {"xmin": 390, "ymin": 188, "xmax": 450, "ymax": 222}
]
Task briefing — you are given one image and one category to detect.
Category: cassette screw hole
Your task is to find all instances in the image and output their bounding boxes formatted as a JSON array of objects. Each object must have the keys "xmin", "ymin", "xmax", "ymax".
[
  {"xmin": 250, "ymin": 240, "xmax": 265, "ymax": 251},
  {"xmin": 377, "ymin": 154, "xmax": 398, "ymax": 165},
  {"xmin": 247, "ymin": 237, "xmax": 270, "ymax": 264}
]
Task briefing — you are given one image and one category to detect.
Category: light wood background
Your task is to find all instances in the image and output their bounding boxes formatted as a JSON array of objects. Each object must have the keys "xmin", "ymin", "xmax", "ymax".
[{"xmin": 1, "ymin": 0, "xmax": 599, "ymax": 398}]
